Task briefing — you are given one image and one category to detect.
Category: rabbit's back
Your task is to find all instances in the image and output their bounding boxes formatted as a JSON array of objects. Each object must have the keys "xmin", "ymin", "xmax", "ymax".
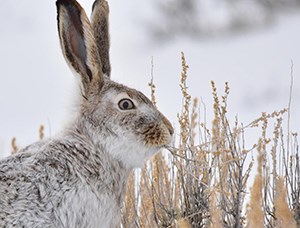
[
  {"xmin": 0, "ymin": 141, "xmax": 76, "ymax": 227},
  {"xmin": 0, "ymin": 137, "xmax": 124, "ymax": 228}
]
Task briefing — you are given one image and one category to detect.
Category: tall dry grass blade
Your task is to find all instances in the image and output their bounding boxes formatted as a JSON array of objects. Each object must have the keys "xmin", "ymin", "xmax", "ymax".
[
  {"xmin": 148, "ymin": 56, "xmax": 157, "ymax": 107},
  {"xmin": 39, "ymin": 125, "xmax": 45, "ymax": 141},
  {"xmin": 274, "ymin": 177, "xmax": 297, "ymax": 228},
  {"xmin": 122, "ymin": 172, "xmax": 137, "ymax": 228},
  {"xmin": 246, "ymin": 138, "xmax": 265, "ymax": 227},
  {"xmin": 11, "ymin": 137, "xmax": 18, "ymax": 154},
  {"xmin": 209, "ymin": 190, "xmax": 222, "ymax": 228}
]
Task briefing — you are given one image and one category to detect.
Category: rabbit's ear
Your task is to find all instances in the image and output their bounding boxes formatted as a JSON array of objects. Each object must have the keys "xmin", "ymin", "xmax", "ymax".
[
  {"xmin": 91, "ymin": 0, "xmax": 111, "ymax": 78},
  {"xmin": 56, "ymin": 0, "xmax": 103, "ymax": 95}
]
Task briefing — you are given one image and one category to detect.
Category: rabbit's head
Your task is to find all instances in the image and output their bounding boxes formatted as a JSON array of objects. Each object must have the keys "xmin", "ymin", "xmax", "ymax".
[{"xmin": 56, "ymin": 0, "xmax": 173, "ymax": 168}]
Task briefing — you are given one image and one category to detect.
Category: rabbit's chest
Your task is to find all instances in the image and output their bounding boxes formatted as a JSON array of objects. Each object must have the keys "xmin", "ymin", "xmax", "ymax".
[{"xmin": 56, "ymin": 185, "xmax": 120, "ymax": 228}]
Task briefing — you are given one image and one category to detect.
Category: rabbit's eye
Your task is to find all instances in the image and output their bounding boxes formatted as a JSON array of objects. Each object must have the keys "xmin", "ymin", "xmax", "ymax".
[{"xmin": 118, "ymin": 99, "xmax": 135, "ymax": 110}]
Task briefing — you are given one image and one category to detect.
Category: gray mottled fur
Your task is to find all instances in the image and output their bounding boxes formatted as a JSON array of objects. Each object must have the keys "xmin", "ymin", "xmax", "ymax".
[{"xmin": 0, "ymin": 0, "xmax": 173, "ymax": 227}]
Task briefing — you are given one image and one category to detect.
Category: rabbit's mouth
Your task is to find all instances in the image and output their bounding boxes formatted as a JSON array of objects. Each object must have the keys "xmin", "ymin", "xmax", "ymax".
[{"xmin": 142, "ymin": 123, "xmax": 173, "ymax": 149}]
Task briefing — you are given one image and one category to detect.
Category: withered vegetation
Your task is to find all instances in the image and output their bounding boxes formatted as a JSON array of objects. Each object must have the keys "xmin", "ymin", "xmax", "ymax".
[{"xmin": 121, "ymin": 52, "xmax": 299, "ymax": 227}]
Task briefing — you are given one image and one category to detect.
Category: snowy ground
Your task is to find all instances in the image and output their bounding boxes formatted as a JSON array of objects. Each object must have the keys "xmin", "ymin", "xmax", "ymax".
[{"xmin": 0, "ymin": 0, "xmax": 299, "ymax": 157}]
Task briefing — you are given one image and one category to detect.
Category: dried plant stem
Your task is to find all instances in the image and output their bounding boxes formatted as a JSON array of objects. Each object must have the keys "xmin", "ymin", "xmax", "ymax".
[{"xmin": 11, "ymin": 137, "xmax": 18, "ymax": 154}]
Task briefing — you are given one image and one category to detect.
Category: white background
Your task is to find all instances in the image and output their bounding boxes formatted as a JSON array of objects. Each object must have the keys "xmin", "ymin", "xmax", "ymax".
[{"xmin": 0, "ymin": 0, "xmax": 299, "ymax": 157}]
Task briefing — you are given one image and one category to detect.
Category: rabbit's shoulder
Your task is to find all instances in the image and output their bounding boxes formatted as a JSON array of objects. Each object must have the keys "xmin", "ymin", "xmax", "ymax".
[{"xmin": 0, "ymin": 139, "xmax": 80, "ymax": 227}]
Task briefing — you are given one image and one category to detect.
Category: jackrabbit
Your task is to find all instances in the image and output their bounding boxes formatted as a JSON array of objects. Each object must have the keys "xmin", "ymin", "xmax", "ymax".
[{"xmin": 0, "ymin": 0, "xmax": 173, "ymax": 227}]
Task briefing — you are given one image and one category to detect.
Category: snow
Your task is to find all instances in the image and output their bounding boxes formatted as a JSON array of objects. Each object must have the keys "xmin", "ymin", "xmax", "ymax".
[{"xmin": 0, "ymin": 0, "xmax": 299, "ymax": 157}]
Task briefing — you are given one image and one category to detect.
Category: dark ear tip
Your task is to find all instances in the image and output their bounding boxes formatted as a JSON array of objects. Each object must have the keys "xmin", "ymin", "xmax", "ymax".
[
  {"xmin": 56, "ymin": 0, "xmax": 83, "ymax": 18},
  {"xmin": 92, "ymin": 1, "xmax": 97, "ymax": 12},
  {"xmin": 92, "ymin": 0, "xmax": 109, "ymax": 12},
  {"xmin": 56, "ymin": 0, "xmax": 77, "ymax": 7}
]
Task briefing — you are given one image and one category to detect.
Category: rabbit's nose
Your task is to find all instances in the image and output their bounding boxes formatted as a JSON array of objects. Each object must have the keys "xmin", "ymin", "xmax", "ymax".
[{"xmin": 162, "ymin": 115, "xmax": 174, "ymax": 136}]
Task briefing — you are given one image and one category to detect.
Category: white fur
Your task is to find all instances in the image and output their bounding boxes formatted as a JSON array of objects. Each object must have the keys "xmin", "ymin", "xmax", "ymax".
[
  {"xmin": 102, "ymin": 130, "xmax": 160, "ymax": 168},
  {"xmin": 57, "ymin": 185, "xmax": 120, "ymax": 228}
]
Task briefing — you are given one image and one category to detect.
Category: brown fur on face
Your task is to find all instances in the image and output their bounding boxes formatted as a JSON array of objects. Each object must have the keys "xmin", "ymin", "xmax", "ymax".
[{"xmin": 142, "ymin": 123, "xmax": 170, "ymax": 147}]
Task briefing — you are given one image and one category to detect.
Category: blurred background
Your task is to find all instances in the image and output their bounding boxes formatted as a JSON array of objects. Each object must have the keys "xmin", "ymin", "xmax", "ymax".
[{"xmin": 0, "ymin": 0, "xmax": 300, "ymax": 156}]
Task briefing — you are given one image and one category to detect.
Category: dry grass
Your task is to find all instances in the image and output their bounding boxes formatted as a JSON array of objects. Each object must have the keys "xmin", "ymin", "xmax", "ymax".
[
  {"xmin": 120, "ymin": 52, "xmax": 299, "ymax": 227},
  {"xmin": 10, "ymin": 53, "xmax": 299, "ymax": 227},
  {"xmin": 274, "ymin": 177, "xmax": 297, "ymax": 228},
  {"xmin": 11, "ymin": 137, "xmax": 18, "ymax": 154}
]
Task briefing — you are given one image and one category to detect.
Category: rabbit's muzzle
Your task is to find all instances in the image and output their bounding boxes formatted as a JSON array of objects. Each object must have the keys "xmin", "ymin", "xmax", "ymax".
[{"xmin": 139, "ymin": 114, "xmax": 174, "ymax": 148}]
